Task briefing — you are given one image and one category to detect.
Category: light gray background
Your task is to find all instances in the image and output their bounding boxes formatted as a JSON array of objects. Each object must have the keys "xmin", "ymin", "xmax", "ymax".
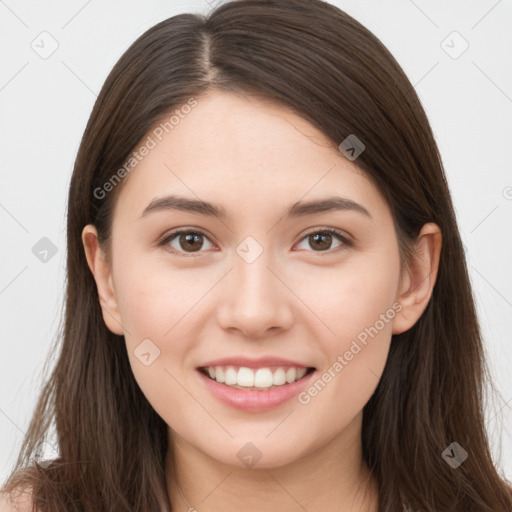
[{"xmin": 1, "ymin": 0, "xmax": 511, "ymax": 483}]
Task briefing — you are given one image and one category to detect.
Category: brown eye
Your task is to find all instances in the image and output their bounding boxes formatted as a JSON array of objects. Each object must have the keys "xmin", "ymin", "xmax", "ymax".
[
  {"xmin": 159, "ymin": 227, "xmax": 352, "ymax": 257},
  {"xmin": 161, "ymin": 230, "xmax": 214, "ymax": 255},
  {"xmin": 308, "ymin": 232, "xmax": 333, "ymax": 251},
  {"xmin": 177, "ymin": 233, "xmax": 204, "ymax": 252},
  {"xmin": 295, "ymin": 229, "xmax": 352, "ymax": 253}
]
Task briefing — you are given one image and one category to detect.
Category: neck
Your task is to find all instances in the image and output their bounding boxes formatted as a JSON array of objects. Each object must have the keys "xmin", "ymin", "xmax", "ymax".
[{"xmin": 165, "ymin": 412, "xmax": 379, "ymax": 512}]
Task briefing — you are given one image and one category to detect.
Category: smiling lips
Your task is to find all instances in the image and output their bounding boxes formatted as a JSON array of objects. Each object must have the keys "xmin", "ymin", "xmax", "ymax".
[
  {"xmin": 196, "ymin": 356, "xmax": 316, "ymax": 411},
  {"xmin": 200, "ymin": 365, "xmax": 312, "ymax": 390},
  {"xmin": 198, "ymin": 356, "xmax": 315, "ymax": 390}
]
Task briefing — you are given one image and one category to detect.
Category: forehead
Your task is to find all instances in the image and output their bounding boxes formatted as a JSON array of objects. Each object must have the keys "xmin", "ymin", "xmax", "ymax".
[{"xmin": 112, "ymin": 90, "xmax": 387, "ymax": 224}]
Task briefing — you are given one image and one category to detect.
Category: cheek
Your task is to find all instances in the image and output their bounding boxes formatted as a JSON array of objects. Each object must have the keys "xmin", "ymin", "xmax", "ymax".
[
  {"xmin": 112, "ymin": 260, "xmax": 201, "ymax": 422},
  {"xmin": 296, "ymin": 250, "xmax": 400, "ymax": 344},
  {"xmin": 296, "ymin": 259, "xmax": 400, "ymax": 422},
  {"xmin": 113, "ymin": 254, "xmax": 209, "ymax": 338}
]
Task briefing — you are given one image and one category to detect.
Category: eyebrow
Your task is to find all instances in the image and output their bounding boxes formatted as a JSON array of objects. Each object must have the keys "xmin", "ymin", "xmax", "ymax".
[{"xmin": 140, "ymin": 194, "xmax": 372, "ymax": 221}]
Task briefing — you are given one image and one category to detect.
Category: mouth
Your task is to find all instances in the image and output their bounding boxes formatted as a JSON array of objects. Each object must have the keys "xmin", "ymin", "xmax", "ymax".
[
  {"xmin": 197, "ymin": 365, "xmax": 316, "ymax": 390},
  {"xmin": 196, "ymin": 365, "xmax": 317, "ymax": 412}
]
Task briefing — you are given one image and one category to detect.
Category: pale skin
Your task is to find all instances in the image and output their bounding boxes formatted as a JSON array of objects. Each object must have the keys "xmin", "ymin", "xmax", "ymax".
[{"xmin": 81, "ymin": 90, "xmax": 442, "ymax": 512}]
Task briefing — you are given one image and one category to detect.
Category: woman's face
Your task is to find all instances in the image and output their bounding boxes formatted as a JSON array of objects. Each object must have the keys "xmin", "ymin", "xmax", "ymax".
[{"xmin": 87, "ymin": 90, "xmax": 415, "ymax": 469}]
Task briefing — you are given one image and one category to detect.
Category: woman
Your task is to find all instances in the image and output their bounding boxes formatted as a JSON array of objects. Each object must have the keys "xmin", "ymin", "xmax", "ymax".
[{"xmin": 2, "ymin": 0, "xmax": 511, "ymax": 510}]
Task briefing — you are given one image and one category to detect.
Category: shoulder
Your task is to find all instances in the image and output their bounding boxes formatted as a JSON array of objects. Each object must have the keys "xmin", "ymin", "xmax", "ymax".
[{"xmin": 0, "ymin": 487, "xmax": 38, "ymax": 512}]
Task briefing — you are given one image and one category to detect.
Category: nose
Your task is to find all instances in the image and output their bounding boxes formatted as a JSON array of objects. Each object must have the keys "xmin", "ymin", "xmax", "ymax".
[{"xmin": 215, "ymin": 248, "xmax": 295, "ymax": 339}]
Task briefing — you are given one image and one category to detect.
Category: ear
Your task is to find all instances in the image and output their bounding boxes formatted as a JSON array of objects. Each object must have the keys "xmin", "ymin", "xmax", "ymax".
[
  {"xmin": 81, "ymin": 224, "xmax": 125, "ymax": 336},
  {"xmin": 392, "ymin": 223, "xmax": 442, "ymax": 335}
]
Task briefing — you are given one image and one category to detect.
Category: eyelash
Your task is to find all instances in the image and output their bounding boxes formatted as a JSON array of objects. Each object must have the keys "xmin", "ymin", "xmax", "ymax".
[{"xmin": 158, "ymin": 227, "xmax": 353, "ymax": 257}]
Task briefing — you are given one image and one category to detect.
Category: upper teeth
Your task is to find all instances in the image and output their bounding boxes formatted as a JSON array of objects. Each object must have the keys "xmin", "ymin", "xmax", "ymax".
[{"xmin": 205, "ymin": 366, "xmax": 309, "ymax": 389}]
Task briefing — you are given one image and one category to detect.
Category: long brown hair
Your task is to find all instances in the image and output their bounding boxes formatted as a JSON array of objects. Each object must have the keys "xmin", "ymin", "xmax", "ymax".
[{"xmin": 2, "ymin": 1, "xmax": 511, "ymax": 510}]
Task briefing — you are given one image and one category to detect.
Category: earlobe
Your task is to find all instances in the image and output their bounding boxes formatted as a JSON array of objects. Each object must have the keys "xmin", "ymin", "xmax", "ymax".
[
  {"xmin": 81, "ymin": 224, "xmax": 125, "ymax": 336},
  {"xmin": 392, "ymin": 223, "xmax": 442, "ymax": 335}
]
